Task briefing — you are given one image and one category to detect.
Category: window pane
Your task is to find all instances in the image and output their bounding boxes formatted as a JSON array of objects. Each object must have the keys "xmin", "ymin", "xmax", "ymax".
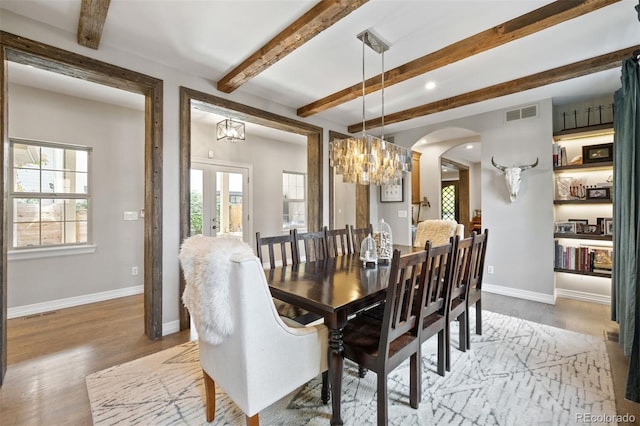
[
  {"xmin": 41, "ymin": 170, "xmax": 67, "ymax": 193},
  {"xmin": 190, "ymin": 169, "xmax": 204, "ymax": 235},
  {"xmin": 66, "ymin": 149, "xmax": 88, "ymax": 172},
  {"xmin": 13, "ymin": 144, "xmax": 40, "ymax": 168},
  {"xmin": 14, "ymin": 168, "xmax": 40, "ymax": 192},
  {"xmin": 13, "ymin": 198, "xmax": 40, "ymax": 223},
  {"xmin": 64, "ymin": 199, "xmax": 88, "ymax": 221},
  {"xmin": 41, "ymin": 222, "xmax": 64, "ymax": 245},
  {"xmin": 41, "ymin": 146, "xmax": 64, "ymax": 170},
  {"xmin": 14, "ymin": 222, "xmax": 40, "ymax": 247},
  {"xmin": 41, "ymin": 199, "xmax": 64, "ymax": 222},
  {"xmin": 66, "ymin": 221, "xmax": 88, "ymax": 243},
  {"xmin": 63, "ymin": 171, "xmax": 88, "ymax": 194}
]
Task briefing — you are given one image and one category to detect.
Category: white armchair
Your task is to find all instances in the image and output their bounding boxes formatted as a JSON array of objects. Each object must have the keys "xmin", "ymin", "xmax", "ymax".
[{"xmin": 196, "ymin": 252, "xmax": 328, "ymax": 425}]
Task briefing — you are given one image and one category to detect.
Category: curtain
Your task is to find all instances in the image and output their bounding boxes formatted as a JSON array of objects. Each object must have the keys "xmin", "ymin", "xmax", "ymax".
[{"xmin": 612, "ymin": 56, "xmax": 640, "ymax": 402}]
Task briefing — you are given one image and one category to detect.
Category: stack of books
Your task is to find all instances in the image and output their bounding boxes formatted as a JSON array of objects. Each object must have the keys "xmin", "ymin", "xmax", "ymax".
[
  {"xmin": 554, "ymin": 241, "xmax": 612, "ymax": 275},
  {"xmin": 552, "ymin": 143, "xmax": 568, "ymax": 167}
]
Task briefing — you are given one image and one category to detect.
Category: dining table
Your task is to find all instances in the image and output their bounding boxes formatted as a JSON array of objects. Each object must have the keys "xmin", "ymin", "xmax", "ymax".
[{"xmin": 265, "ymin": 245, "xmax": 419, "ymax": 426}]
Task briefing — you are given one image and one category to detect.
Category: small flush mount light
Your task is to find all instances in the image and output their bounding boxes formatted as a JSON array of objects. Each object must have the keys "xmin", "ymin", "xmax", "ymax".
[
  {"xmin": 466, "ymin": 144, "xmax": 474, "ymax": 149},
  {"xmin": 216, "ymin": 118, "xmax": 245, "ymax": 142},
  {"xmin": 425, "ymin": 81, "xmax": 436, "ymax": 90}
]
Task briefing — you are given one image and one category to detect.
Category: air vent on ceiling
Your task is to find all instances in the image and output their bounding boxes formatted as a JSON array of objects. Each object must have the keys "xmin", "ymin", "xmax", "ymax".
[{"xmin": 505, "ymin": 104, "xmax": 538, "ymax": 123}]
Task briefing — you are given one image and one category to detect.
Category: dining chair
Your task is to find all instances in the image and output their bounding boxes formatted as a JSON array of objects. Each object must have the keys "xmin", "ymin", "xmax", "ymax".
[
  {"xmin": 420, "ymin": 238, "xmax": 456, "ymax": 377},
  {"xmin": 445, "ymin": 233, "xmax": 474, "ymax": 371},
  {"xmin": 255, "ymin": 231, "xmax": 299, "ymax": 268},
  {"xmin": 349, "ymin": 224, "xmax": 374, "ymax": 253},
  {"xmin": 341, "ymin": 249, "xmax": 429, "ymax": 425},
  {"xmin": 293, "ymin": 228, "xmax": 328, "ymax": 262},
  {"xmin": 465, "ymin": 228, "xmax": 489, "ymax": 349},
  {"xmin": 180, "ymin": 239, "xmax": 329, "ymax": 426},
  {"xmin": 325, "ymin": 225, "xmax": 352, "ymax": 257}
]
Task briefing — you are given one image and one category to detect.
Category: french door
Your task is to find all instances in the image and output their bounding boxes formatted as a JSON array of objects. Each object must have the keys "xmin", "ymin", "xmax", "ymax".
[{"xmin": 190, "ymin": 161, "xmax": 251, "ymax": 243}]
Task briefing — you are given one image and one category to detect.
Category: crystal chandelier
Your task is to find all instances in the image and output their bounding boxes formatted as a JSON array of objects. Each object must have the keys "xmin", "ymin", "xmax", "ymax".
[
  {"xmin": 329, "ymin": 29, "xmax": 412, "ymax": 186},
  {"xmin": 216, "ymin": 118, "xmax": 245, "ymax": 142}
]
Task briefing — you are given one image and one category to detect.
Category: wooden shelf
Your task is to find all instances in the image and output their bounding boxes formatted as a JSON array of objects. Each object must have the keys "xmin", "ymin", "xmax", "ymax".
[
  {"xmin": 554, "ymin": 233, "xmax": 612, "ymax": 241},
  {"xmin": 553, "ymin": 123, "xmax": 614, "ymax": 141},
  {"xmin": 554, "ymin": 268, "xmax": 611, "ymax": 278},
  {"xmin": 554, "ymin": 161, "xmax": 612, "ymax": 172},
  {"xmin": 554, "ymin": 199, "xmax": 612, "ymax": 205}
]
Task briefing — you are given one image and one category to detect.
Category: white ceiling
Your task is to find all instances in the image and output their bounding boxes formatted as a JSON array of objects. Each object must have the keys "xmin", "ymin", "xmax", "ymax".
[{"xmin": 2, "ymin": 0, "xmax": 638, "ymax": 149}]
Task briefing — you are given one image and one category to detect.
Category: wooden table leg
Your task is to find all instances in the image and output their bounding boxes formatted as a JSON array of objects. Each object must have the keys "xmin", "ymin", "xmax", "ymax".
[{"xmin": 329, "ymin": 327, "xmax": 344, "ymax": 426}]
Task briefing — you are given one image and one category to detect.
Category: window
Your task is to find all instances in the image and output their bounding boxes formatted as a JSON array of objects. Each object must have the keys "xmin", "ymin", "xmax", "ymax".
[
  {"xmin": 10, "ymin": 139, "xmax": 91, "ymax": 249},
  {"xmin": 283, "ymin": 171, "xmax": 306, "ymax": 231}
]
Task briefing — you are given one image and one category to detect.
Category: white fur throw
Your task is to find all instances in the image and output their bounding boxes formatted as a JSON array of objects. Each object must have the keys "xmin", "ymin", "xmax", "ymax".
[
  {"xmin": 179, "ymin": 235, "xmax": 255, "ymax": 345},
  {"xmin": 413, "ymin": 219, "xmax": 459, "ymax": 248}
]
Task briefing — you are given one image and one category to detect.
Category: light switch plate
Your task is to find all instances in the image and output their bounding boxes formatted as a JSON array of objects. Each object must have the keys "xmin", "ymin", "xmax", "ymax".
[{"xmin": 123, "ymin": 211, "xmax": 139, "ymax": 221}]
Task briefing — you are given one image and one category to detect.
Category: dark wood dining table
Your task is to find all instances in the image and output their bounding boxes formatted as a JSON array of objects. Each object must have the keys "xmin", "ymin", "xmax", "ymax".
[{"xmin": 265, "ymin": 246, "xmax": 418, "ymax": 426}]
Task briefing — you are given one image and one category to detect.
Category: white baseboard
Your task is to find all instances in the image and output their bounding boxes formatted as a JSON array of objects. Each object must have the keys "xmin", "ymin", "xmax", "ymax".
[
  {"xmin": 8, "ymin": 285, "xmax": 144, "ymax": 319},
  {"xmin": 482, "ymin": 283, "xmax": 556, "ymax": 305},
  {"xmin": 556, "ymin": 288, "xmax": 611, "ymax": 305},
  {"xmin": 162, "ymin": 320, "xmax": 181, "ymax": 336}
]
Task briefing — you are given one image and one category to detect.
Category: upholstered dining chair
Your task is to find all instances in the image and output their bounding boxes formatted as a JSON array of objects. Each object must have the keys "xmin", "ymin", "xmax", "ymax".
[
  {"xmin": 325, "ymin": 225, "xmax": 352, "ymax": 257},
  {"xmin": 255, "ymin": 231, "xmax": 299, "ymax": 268},
  {"xmin": 445, "ymin": 233, "xmax": 474, "ymax": 371},
  {"xmin": 341, "ymin": 249, "xmax": 429, "ymax": 425},
  {"xmin": 292, "ymin": 228, "xmax": 328, "ymax": 262},
  {"xmin": 420, "ymin": 238, "xmax": 456, "ymax": 377},
  {"xmin": 349, "ymin": 224, "xmax": 374, "ymax": 253},
  {"xmin": 413, "ymin": 219, "xmax": 464, "ymax": 248},
  {"xmin": 179, "ymin": 236, "xmax": 328, "ymax": 426},
  {"xmin": 465, "ymin": 229, "xmax": 489, "ymax": 349}
]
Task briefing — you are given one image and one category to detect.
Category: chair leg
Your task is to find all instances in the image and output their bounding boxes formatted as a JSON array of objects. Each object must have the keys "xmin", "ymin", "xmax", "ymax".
[
  {"xmin": 466, "ymin": 304, "xmax": 471, "ymax": 350},
  {"xmin": 202, "ymin": 370, "xmax": 216, "ymax": 422},
  {"xmin": 458, "ymin": 312, "xmax": 467, "ymax": 352},
  {"xmin": 437, "ymin": 329, "xmax": 446, "ymax": 377},
  {"xmin": 377, "ymin": 375, "xmax": 388, "ymax": 426},
  {"xmin": 445, "ymin": 322, "xmax": 451, "ymax": 372},
  {"xmin": 246, "ymin": 414, "xmax": 259, "ymax": 426},
  {"xmin": 321, "ymin": 371, "xmax": 330, "ymax": 404},
  {"xmin": 410, "ymin": 352, "xmax": 420, "ymax": 408},
  {"xmin": 476, "ymin": 299, "xmax": 482, "ymax": 335}
]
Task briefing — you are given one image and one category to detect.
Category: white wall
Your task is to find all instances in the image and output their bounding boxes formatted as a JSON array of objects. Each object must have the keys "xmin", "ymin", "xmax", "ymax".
[
  {"xmin": 7, "ymin": 84, "xmax": 145, "ymax": 309},
  {"xmin": 391, "ymin": 99, "xmax": 556, "ymax": 303},
  {"xmin": 190, "ymin": 120, "xmax": 307, "ymax": 244}
]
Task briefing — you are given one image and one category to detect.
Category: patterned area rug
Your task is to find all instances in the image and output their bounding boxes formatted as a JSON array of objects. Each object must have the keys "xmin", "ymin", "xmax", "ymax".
[{"xmin": 86, "ymin": 310, "xmax": 616, "ymax": 425}]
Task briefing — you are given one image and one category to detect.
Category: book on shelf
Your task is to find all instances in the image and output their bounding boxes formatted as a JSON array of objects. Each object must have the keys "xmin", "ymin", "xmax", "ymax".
[
  {"xmin": 552, "ymin": 143, "xmax": 568, "ymax": 167},
  {"xmin": 554, "ymin": 241, "xmax": 613, "ymax": 274}
]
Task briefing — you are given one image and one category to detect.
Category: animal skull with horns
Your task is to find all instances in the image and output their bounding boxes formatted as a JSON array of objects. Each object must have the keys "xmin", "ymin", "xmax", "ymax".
[{"xmin": 491, "ymin": 157, "xmax": 539, "ymax": 202}]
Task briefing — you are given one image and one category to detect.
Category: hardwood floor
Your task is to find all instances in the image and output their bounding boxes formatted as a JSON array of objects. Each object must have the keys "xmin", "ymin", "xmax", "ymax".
[{"xmin": 1, "ymin": 293, "xmax": 637, "ymax": 425}]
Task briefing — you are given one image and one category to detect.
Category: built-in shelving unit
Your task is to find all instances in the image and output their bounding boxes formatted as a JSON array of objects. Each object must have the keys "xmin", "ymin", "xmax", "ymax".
[{"xmin": 552, "ymin": 124, "xmax": 613, "ymax": 279}]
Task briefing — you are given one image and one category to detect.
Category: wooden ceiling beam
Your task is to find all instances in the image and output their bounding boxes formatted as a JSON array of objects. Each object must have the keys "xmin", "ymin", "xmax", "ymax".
[
  {"xmin": 347, "ymin": 45, "xmax": 639, "ymax": 133},
  {"xmin": 217, "ymin": 0, "xmax": 368, "ymax": 93},
  {"xmin": 77, "ymin": 0, "xmax": 111, "ymax": 49},
  {"xmin": 298, "ymin": 0, "xmax": 620, "ymax": 117}
]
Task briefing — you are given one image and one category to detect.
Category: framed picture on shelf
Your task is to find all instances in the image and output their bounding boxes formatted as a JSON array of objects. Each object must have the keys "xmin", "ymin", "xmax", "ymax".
[
  {"xmin": 603, "ymin": 218, "xmax": 613, "ymax": 235},
  {"xmin": 582, "ymin": 143, "xmax": 613, "ymax": 164},
  {"xmin": 577, "ymin": 224, "xmax": 601, "ymax": 235},
  {"xmin": 379, "ymin": 179, "xmax": 404, "ymax": 203},
  {"xmin": 555, "ymin": 221, "xmax": 577, "ymax": 234},
  {"xmin": 592, "ymin": 248, "xmax": 612, "ymax": 270},
  {"xmin": 586, "ymin": 187, "xmax": 610, "ymax": 200}
]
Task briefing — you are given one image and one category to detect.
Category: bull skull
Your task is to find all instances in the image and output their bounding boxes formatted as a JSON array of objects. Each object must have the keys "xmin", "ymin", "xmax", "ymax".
[{"xmin": 491, "ymin": 157, "xmax": 539, "ymax": 202}]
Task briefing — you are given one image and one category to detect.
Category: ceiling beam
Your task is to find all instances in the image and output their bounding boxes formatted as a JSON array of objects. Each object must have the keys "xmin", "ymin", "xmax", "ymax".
[
  {"xmin": 77, "ymin": 0, "xmax": 111, "ymax": 49},
  {"xmin": 298, "ymin": 0, "xmax": 620, "ymax": 117},
  {"xmin": 347, "ymin": 45, "xmax": 639, "ymax": 133},
  {"xmin": 217, "ymin": 0, "xmax": 368, "ymax": 93}
]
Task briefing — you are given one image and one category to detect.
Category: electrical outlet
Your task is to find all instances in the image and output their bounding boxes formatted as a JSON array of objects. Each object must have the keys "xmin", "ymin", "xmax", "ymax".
[
  {"xmin": 132, "ymin": 266, "xmax": 139, "ymax": 276},
  {"xmin": 487, "ymin": 265, "xmax": 494, "ymax": 274}
]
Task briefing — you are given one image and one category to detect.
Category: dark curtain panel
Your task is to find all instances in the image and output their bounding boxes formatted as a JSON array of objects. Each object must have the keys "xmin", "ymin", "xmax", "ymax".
[{"xmin": 612, "ymin": 56, "xmax": 640, "ymax": 402}]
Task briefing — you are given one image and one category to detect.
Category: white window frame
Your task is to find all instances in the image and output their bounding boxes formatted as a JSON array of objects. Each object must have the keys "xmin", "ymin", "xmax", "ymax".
[
  {"xmin": 282, "ymin": 171, "xmax": 307, "ymax": 232},
  {"xmin": 8, "ymin": 138, "xmax": 94, "ymax": 258}
]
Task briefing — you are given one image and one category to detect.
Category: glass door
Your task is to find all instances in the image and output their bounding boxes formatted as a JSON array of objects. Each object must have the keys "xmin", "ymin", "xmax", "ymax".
[{"xmin": 190, "ymin": 162, "xmax": 249, "ymax": 242}]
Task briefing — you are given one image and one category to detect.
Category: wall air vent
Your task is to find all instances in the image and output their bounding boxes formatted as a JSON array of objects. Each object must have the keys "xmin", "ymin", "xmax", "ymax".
[{"xmin": 505, "ymin": 104, "xmax": 538, "ymax": 123}]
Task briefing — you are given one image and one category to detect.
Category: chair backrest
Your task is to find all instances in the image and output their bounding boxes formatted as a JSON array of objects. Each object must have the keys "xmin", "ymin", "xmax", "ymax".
[
  {"xmin": 255, "ymin": 231, "xmax": 298, "ymax": 268},
  {"xmin": 349, "ymin": 224, "xmax": 374, "ymax": 253},
  {"xmin": 422, "ymin": 238, "xmax": 456, "ymax": 318},
  {"xmin": 325, "ymin": 226, "xmax": 352, "ymax": 257},
  {"xmin": 468, "ymin": 229, "xmax": 489, "ymax": 292},
  {"xmin": 449, "ymin": 234, "xmax": 474, "ymax": 301},
  {"xmin": 293, "ymin": 228, "xmax": 328, "ymax": 262},
  {"xmin": 378, "ymin": 249, "xmax": 429, "ymax": 363},
  {"xmin": 413, "ymin": 219, "xmax": 462, "ymax": 248}
]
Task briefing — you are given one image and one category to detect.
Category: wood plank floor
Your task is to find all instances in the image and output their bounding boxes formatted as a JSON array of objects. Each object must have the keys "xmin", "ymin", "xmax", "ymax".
[{"xmin": 1, "ymin": 293, "xmax": 638, "ymax": 425}]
